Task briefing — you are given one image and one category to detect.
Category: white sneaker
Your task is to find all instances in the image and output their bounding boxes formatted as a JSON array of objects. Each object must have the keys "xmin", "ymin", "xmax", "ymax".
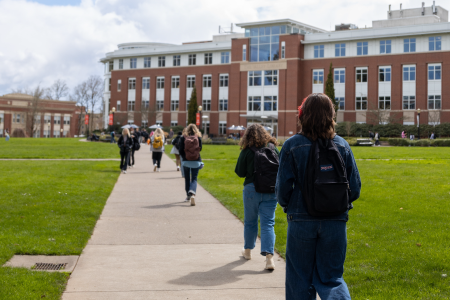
[
  {"xmin": 177, "ymin": 166, "xmax": 180, "ymax": 171},
  {"xmin": 190, "ymin": 195, "xmax": 196, "ymax": 206},
  {"xmin": 124, "ymin": 171, "xmax": 127, "ymax": 174},
  {"xmin": 157, "ymin": 168, "xmax": 160, "ymax": 172},
  {"xmin": 265, "ymin": 254, "xmax": 275, "ymax": 270},
  {"xmin": 183, "ymin": 197, "xmax": 190, "ymax": 202},
  {"xmin": 242, "ymin": 248, "xmax": 251, "ymax": 260}
]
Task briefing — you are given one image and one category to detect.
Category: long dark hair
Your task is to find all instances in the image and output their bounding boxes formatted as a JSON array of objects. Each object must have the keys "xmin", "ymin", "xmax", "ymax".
[
  {"xmin": 239, "ymin": 124, "xmax": 278, "ymax": 150},
  {"xmin": 298, "ymin": 93, "xmax": 336, "ymax": 141}
]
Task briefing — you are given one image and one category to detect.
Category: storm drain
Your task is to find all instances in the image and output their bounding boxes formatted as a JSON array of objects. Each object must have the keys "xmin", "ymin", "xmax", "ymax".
[{"xmin": 33, "ymin": 262, "xmax": 67, "ymax": 271}]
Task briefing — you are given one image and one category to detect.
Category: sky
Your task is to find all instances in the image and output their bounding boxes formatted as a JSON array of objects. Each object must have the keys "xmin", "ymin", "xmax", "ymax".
[{"xmin": 0, "ymin": 0, "xmax": 431, "ymax": 99}]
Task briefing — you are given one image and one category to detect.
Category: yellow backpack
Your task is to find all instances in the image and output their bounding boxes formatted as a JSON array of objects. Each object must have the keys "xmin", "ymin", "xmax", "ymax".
[{"xmin": 152, "ymin": 136, "xmax": 163, "ymax": 149}]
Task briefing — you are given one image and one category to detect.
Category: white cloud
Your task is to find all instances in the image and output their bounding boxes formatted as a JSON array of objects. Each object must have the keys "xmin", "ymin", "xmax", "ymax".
[{"xmin": 0, "ymin": 0, "xmax": 422, "ymax": 97}]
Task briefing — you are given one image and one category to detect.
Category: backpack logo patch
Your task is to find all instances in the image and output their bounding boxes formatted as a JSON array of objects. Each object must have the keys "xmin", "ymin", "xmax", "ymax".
[{"xmin": 320, "ymin": 165, "xmax": 334, "ymax": 172}]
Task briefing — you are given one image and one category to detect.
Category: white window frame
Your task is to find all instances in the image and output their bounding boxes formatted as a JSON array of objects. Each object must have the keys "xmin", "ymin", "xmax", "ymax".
[
  {"xmin": 380, "ymin": 40, "xmax": 391, "ymax": 54},
  {"xmin": 219, "ymin": 98, "xmax": 228, "ymax": 111},
  {"xmin": 128, "ymin": 78, "xmax": 136, "ymax": 90},
  {"xmin": 221, "ymin": 52, "xmax": 230, "ymax": 64},
  {"xmin": 130, "ymin": 58, "xmax": 137, "ymax": 69},
  {"xmin": 204, "ymin": 53, "xmax": 212, "ymax": 65},
  {"xmin": 313, "ymin": 70, "xmax": 324, "ymax": 84},
  {"xmin": 281, "ymin": 41, "xmax": 285, "ymax": 59},
  {"xmin": 202, "ymin": 99, "xmax": 211, "ymax": 111},
  {"xmin": 314, "ymin": 45, "xmax": 324, "ymax": 58},
  {"xmin": 128, "ymin": 99, "xmax": 135, "ymax": 111},
  {"xmin": 428, "ymin": 64, "xmax": 441, "ymax": 80},
  {"xmin": 379, "ymin": 67, "xmax": 391, "ymax": 82},
  {"xmin": 403, "ymin": 95, "xmax": 416, "ymax": 110},
  {"xmin": 156, "ymin": 100, "xmax": 164, "ymax": 111},
  {"xmin": 403, "ymin": 65, "xmax": 416, "ymax": 82},
  {"xmin": 404, "ymin": 38, "xmax": 416, "ymax": 53},
  {"xmin": 171, "ymin": 100, "xmax": 179, "ymax": 111},
  {"xmin": 243, "ymin": 44, "xmax": 247, "ymax": 61},
  {"xmin": 378, "ymin": 96, "xmax": 391, "ymax": 110},
  {"xmin": 428, "ymin": 95, "xmax": 441, "ymax": 110},
  {"xmin": 171, "ymin": 77, "xmax": 180, "ymax": 89},
  {"xmin": 173, "ymin": 55, "xmax": 180, "ymax": 66},
  {"xmin": 248, "ymin": 71, "xmax": 262, "ymax": 86},
  {"xmin": 335, "ymin": 43, "xmax": 345, "ymax": 57},
  {"xmin": 142, "ymin": 78, "xmax": 150, "ymax": 89},
  {"xmin": 334, "ymin": 69, "xmax": 345, "ymax": 83},
  {"xmin": 219, "ymin": 74, "xmax": 229, "ymax": 87},
  {"xmin": 117, "ymin": 79, "xmax": 122, "ymax": 91},
  {"xmin": 119, "ymin": 59, "xmax": 123, "ymax": 69},
  {"xmin": 429, "ymin": 36, "xmax": 442, "ymax": 51},
  {"xmin": 335, "ymin": 97, "xmax": 345, "ymax": 110},
  {"xmin": 187, "ymin": 76, "xmax": 195, "ymax": 88},
  {"xmin": 158, "ymin": 56, "xmax": 165, "ymax": 67},
  {"xmin": 203, "ymin": 75, "xmax": 212, "ymax": 88},
  {"xmin": 219, "ymin": 122, "xmax": 227, "ymax": 135},
  {"xmin": 171, "ymin": 121, "xmax": 178, "ymax": 127},
  {"xmin": 189, "ymin": 54, "xmax": 197, "ymax": 66},
  {"xmin": 144, "ymin": 57, "xmax": 151, "ymax": 68},
  {"xmin": 263, "ymin": 96, "xmax": 278, "ymax": 111},
  {"xmin": 356, "ymin": 68, "xmax": 368, "ymax": 83},
  {"xmin": 117, "ymin": 101, "xmax": 121, "ymax": 111},
  {"xmin": 248, "ymin": 96, "xmax": 261, "ymax": 112},
  {"xmin": 357, "ymin": 41, "xmax": 368, "ymax": 56},
  {"xmin": 157, "ymin": 77, "xmax": 165, "ymax": 89}
]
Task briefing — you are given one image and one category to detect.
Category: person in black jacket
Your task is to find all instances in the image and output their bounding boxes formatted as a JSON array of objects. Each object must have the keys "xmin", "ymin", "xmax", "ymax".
[
  {"xmin": 128, "ymin": 129, "xmax": 139, "ymax": 168},
  {"xmin": 117, "ymin": 128, "xmax": 133, "ymax": 174},
  {"xmin": 178, "ymin": 124, "xmax": 202, "ymax": 206}
]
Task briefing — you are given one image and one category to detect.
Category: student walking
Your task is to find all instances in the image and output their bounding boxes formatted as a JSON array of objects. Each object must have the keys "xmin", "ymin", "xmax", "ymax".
[
  {"xmin": 178, "ymin": 124, "xmax": 202, "ymax": 206},
  {"xmin": 110, "ymin": 130, "xmax": 115, "ymax": 143},
  {"xmin": 5, "ymin": 129, "xmax": 10, "ymax": 141},
  {"xmin": 171, "ymin": 131, "xmax": 183, "ymax": 171},
  {"xmin": 375, "ymin": 132, "xmax": 380, "ymax": 146},
  {"xmin": 128, "ymin": 129, "xmax": 140, "ymax": 168},
  {"xmin": 150, "ymin": 128, "xmax": 165, "ymax": 172},
  {"xmin": 117, "ymin": 128, "xmax": 133, "ymax": 174},
  {"xmin": 276, "ymin": 93, "xmax": 361, "ymax": 300},
  {"xmin": 235, "ymin": 124, "xmax": 280, "ymax": 270}
]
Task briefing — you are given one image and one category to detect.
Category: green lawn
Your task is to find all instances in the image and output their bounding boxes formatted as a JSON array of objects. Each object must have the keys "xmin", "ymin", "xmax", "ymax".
[
  {"xmin": 0, "ymin": 138, "xmax": 118, "ymax": 159},
  {"xmin": 0, "ymin": 140, "xmax": 119, "ymax": 299},
  {"xmin": 165, "ymin": 144, "xmax": 450, "ymax": 299}
]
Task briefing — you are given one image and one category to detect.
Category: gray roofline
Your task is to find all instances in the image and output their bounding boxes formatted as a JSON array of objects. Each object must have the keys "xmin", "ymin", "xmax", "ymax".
[{"xmin": 235, "ymin": 19, "xmax": 327, "ymax": 33}]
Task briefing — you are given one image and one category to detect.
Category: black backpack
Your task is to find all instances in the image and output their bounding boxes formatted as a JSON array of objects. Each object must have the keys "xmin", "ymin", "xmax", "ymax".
[
  {"xmin": 134, "ymin": 137, "xmax": 141, "ymax": 151},
  {"xmin": 250, "ymin": 143, "xmax": 279, "ymax": 193},
  {"xmin": 303, "ymin": 137, "xmax": 350, "ymax": 217}
]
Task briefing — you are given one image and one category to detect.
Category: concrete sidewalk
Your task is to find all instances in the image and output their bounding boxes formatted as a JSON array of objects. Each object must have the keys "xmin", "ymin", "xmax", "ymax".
[{"xmin": 62, "ymin": 149, "xmax": 286, "ymax": 299}]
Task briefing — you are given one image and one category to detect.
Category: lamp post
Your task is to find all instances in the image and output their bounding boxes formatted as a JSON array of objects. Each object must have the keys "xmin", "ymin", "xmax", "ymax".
[
  {"xmin": 47, "ymin": 120, "xmax": 50, "ymax": 138},
  {"xmin": 111, "ymin": 107, "xmax": 116, "ymax": 127},
  {"xmin": 87, "ymin": 109, "xmax": 91, "ymax": 136},
  {"xmin": 417, "ymin": 108, "xmax": 421, "ymax": 140},
  {"xmin": 60, "ymin": 128, "xmax": 63, "ymax": 138},
  {"xmin": 198, "ymin": 105, "xmax": 203, "ymax": 130}
]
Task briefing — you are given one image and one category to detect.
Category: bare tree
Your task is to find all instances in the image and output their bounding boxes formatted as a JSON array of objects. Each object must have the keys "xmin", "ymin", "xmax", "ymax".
[
  {"xmin": 85, "ymin": 75, "xmax": 103, "ymax": 133},
  {"xmin": 21, "ymin": 86, "xmax": 46, "ymax": 137},
  {"xmin": 71, "ymin": 81, "xmax": 89, "ymax": 135},
  {"xmin": 45, "ymin": 79, "xmax": 69, "ymax": 100},
  {"xmin": 366, "ymin": 102, "xmax": 403, "ymax": 125},
  {"xmin": 140, "ymin": 101, "xmax": 160, "ymax": 128},
  {"xmin": 344, "ymin": 121, "xmax": 353, "ymax": 137}
]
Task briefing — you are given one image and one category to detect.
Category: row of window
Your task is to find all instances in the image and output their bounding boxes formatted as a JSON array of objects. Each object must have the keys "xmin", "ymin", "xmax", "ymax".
[
  {"xmin": 313, "ymin": 64, "xmax": 442, "ymax": 85},
  {"xmin": 248, "ymin": 70, "xmax": 278, "ymax": 86},
  {"xmin": 313, "ymin": 36, "xmax": 443, "ymax": 58},
  {"xmin": 248, "ymin": 96, "xmax": 278, "ymax": 112},
  {"xmin": 335, "ymin": 94, "xmax": 442, "ymax": 111},
  {"xmin": 12, "ymin": 115, "xmax": 70, "ymax": 124},
  {"xmin": 120, "ymin": 75, "xmax": 229, "ymax": 91},
  {"xmin": 117, "ymin": 99, "xmax": 229, "ymax": 112},
  {"xmin": 114, "ymin": 52, "xmax": 231, "ymax": 70}
]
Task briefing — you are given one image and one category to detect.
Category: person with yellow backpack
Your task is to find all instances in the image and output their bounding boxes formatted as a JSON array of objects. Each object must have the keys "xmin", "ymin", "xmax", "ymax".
[{"xmin": 150, "ymin": 128, "xmax": 165, "ymax": 172}]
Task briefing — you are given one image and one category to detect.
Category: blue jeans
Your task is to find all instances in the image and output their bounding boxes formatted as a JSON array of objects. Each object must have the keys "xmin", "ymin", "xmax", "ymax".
[
  {"xmin": 110, "ymin": 137, "xmax": 114, "ymax": 143},
  {"xmin": 184, "ymin": 167, "xmax": 199, "ymax": 196},
  {"xmin": 243, "ymin": 183, "xmax": 277, "ymax": 256},
  {"xmin": 285, "ymin": 220, "xmax": 350, "ymax": 300}
]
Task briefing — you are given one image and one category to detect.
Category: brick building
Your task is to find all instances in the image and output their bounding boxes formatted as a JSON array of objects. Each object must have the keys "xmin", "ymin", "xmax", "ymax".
[
  {"xmin": 0, "ymin": 93, "xmax": 83, "ymax": 138},
  {"xmin": 101, "ymin": 3, "xmax": 450, "ymax": 139}
]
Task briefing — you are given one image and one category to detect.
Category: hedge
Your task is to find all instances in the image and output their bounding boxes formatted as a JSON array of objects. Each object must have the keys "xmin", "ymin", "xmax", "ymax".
[
  {"xmin": 388, "ymin": 138, "xmax": 450, "ymax": 147},
  {"xmin": 335, "ymin": 122, "xmax": 450, "ymax": 138}
]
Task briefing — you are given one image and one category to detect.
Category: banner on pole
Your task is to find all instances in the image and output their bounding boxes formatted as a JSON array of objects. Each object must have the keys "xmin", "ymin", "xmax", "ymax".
[
  {"xmin": 196, "ymin": 113, "xmax": 200, "ymax": 126},
  {"xmin": 108, "ymin": 114, "xmax": 113, "ymax": 126},
  {"xmin": 84, "ymin": 114, "xmax": 89, "ymax": 125}
]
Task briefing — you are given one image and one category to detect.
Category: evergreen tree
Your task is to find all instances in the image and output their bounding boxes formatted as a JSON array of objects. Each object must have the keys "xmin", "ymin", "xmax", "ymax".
[
  {"xmin": 187, "ymin": 85, "xmax": 198, "ymax": 125},
  {"xmin": 325, "ymin": 62, "xmax": 337, "ymax": 113}
]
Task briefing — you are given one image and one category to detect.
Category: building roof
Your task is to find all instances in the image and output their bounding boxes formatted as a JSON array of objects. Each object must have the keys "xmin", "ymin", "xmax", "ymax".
[
  {"xmin": 235, "ymin": 19, "xmax": 327, "ymax": 33},
  {"xmin": 1, "ymin": 93, "xmax": 76, "ymax": 104}
]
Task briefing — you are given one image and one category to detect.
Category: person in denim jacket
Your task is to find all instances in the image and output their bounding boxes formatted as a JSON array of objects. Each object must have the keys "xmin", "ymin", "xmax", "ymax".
[{"xmin": 276, "ymin": 93, "xmax": 361, "ymax": 300}]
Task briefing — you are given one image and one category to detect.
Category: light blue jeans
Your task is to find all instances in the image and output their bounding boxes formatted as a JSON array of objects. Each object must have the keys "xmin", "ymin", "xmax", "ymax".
[{"xmin": 243, "ymin": 183, "xmax": 277, "ymax": 256}]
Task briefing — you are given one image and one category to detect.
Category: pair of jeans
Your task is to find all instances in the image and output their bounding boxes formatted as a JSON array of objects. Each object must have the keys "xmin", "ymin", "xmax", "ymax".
[
  {"xmin": 111, "ymin": 137, "xmax": 114, "ymax": 143},
  {"xmin": 128, "ymin": 149, "xmax": 135, "ymax": 166},
  {"xmin": 152, "ymin": 152, "xmax": 162, "ymax": 168},
  {"xmin": 285, "ymin": 220, "xmax": 350, "ymax": 300},
  {"xmin": 183, "ymin": 166, "xmax": 199, "ymax": 196},
  {"xmin": 120, "ymin": 152, "xmax": 129, "ymax": 171},
  {"xmin": 243, "ymin": 183, "xmax": 277, "ymax": 256}
]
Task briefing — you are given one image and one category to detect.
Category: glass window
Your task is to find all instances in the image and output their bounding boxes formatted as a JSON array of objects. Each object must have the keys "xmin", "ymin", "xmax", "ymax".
[
  {"xmin": 158, "ymin": 56, "xmax": 165, "ymax": 67},
  {"xmin": 379, "ymin": 67, "xmax": 391, "ymax": 82},
  {"xmin": 144, "ymin": 57, "xmax": 151, "ymax": 68},
  {"xmin": 130, "ymin": 58, "xmax": 137, "ymax": 69},
  {"xmin": 219, "ymin": 99, "xmax": 228, "ymax": 111},
  {"xmin": 171, "ymin": 121, "xmax": 178, "ymax": 127},
  {"xmin": 335, "ymin": 97, "xmax": 345, "ymax": 110},
  {"xmin": 428, "ymin": 65, "xmax": 441, "ymax": 80},
  {"xmin": 219, "ymin": 75, "xmax": 229, "ymax": 87},
  {"xmin": 263, "ymin": 96, "xmax": 277, "ymax": 111},
  {"xmin": 156, "ymin": 100, "xmax": 164, "ymax": 111},
  {"xmin": 281, "ymin": 42, "xmax": 285, "ymax": 59},
  {"xmin": 403, "ymin": 96, "xmax": 416, "ymax": 110},
  {"xmin": 64, "ymin": 116, "xmax": 70, "ymax": 125},
  {"xmin": 128, "ymin": 78, "xmax": 136, "ymax": 90},
  {"xmin": 171, "ymin": 100, "xmax": 179, "ymax": 111},
  {"xmin": 173, "ymin": 55, "xmax": 180, "ymax": 66},
  {"xmin": 404, "ymin": 38, "xmax": 416, "ymax": 53},
  {"xmin": 357, "ymin": 42, "xmax": 368, "ymax": 56},
  {"xmin": 117, "ymin": 101, "xmax": 121, "ymax": 111},
  {"xmin": 142, "ymin": 100, "xmax": 149, "ymax": 108},
  {"xmin": 142, "ymin": 78, "xmax": 150, "ymax": 89},
  {"xmin": 187, "ymin": 76, "xmax": 195, "ymax": 88},
  {"xmin": 429, "ymin": 36, "xmax": 442, "ymax": 51},
  {"xmin": 249, "ymin": 71, "xmax": 262, "ymax": 86},
  {"xmin": 313, "ymin": 70, "xmax": 324, "ymax": 84},
  {"xmin": 157, "ymin": 78, "xmax": 164, "ymax": 89},
  {"xmin": 54, "ymin": 116, "xmax": 61, "ymax": 125},
  {"xmin": 380, "ymin": 40, "xmax": 391, "ymax": 54},
  {"xmin": 118, "ymin": 79, "xmax": 121, "ymax": 91},
  {"xmin": 356, "ymin": 97, "xmax": 367, "ymax": 110},
  {"xmin": 243, "ymin": 45, "xmax": 247, "ymax": 61},
  {"xmin": 202, "ymin": 99, "xmax": 211, "ymax": 111},
  {"xmin": 219, "ymin": 123, "xmax": 227, "ymax": 135},
  {"xmin": 203, "ymin": 75, "xmax": 212, "ymax": 88},
  {"xmin": 356, "ymin": 68, "xmax": 368, "ymax": 83},
  {"xmin": 249, "ymin": 26, "xmax": 281, "ymax": 62},
  {"xmin": 314, "ymin": 45, "xmax": 324, "ymax": 58},
  {"xmin": 248, "ymin": 96, "xmax": 261, "ymax": 111},
  {"xmin": 334, "ymin": 69, "xmax": 345, "ymax": 83},
  {"xmin": 403, "ymin": 66, "xmax": 416, "ymax": 81},
  {"xmin": 119, "ymin": 59, "xmax": 123, "ymax": 70},
  {"xmin": 428, "ymin": 95, "xmax": 441, "ymax": 110},
  {"xmin": 189, "ymin": 54, "xmax": 197, "ymax": 66},
  {"xmin": 109, "ymin": 78, "xmax": 111, "ymax": 91},
  {"xmin": 264, "ymin": 70, "xmax": 278, "ymax": 86},
  {"xmin": 221, "ymin": 52, "xmax": 230, "ymax": 64},
  {"xmin": 128, "ymin": 100, "xmax": 135, "ymax": 111},
  {"xmin": 204, "ymin": 53, "xmax": 212, "ymax": 65},
  {"xmin": 379, "ymin": 96, "xmax": 391, "ymax": 110},
  {"xmin": 171, "ymin": 77, "xmax": 180, "ymax": 89},
  {"xmin": 335, "ymin": 43, "xmax": 345, "ymax": 57},
  {"xmin": 108, "ymin": 61, "xmax": 113, "ymax": 72}
]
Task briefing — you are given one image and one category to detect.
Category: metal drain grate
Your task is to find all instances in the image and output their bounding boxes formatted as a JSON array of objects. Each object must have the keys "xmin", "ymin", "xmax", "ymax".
[{"xmin": 33, "ymin": 263, "xmax": 67, "ymax": 271}]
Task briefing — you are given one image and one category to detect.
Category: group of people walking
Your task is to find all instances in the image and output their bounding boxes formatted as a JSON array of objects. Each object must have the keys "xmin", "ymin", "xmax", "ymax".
[
  {"xmin": 115, "ymin": 93, "xmax": 362, "ymax": 299},
  {"xmin": 236, "ymin": 93, "xmax": 361, "ymax": 299},
  {"xmin": 117, "ymin": 128, "xmax": 140, "ymax": 173}
]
